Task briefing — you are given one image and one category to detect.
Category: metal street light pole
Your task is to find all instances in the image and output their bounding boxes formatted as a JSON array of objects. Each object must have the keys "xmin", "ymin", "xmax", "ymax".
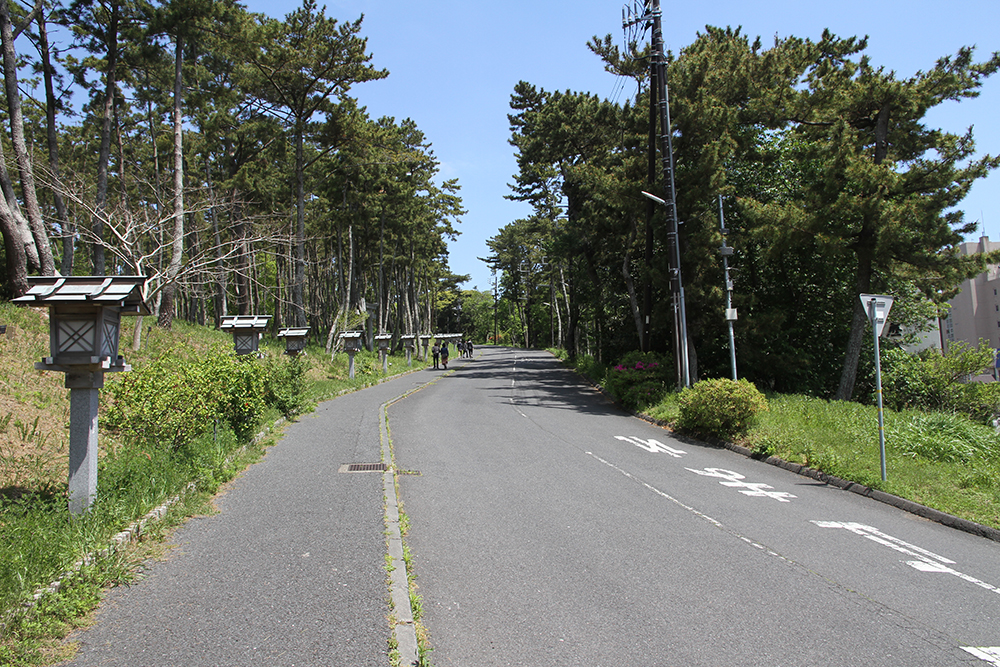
[
  {"xmin": 642, "ymin": 188, "xmax": 691, "ymax": 389},
  {"xmin": 719, "ymin": 195, "xmax": 738, "ymax": 380}
]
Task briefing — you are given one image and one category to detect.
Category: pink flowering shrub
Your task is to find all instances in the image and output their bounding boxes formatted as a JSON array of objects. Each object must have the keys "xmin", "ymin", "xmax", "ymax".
[{"xmin": 604, "ymin": 351, "xmax": 671, "ymax": 410}]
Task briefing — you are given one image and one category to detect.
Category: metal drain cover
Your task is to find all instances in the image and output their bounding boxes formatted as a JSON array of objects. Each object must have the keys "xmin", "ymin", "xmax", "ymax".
[{"xmin": 338, "ymin": 462, "xmax": 388, "ymax": 473}]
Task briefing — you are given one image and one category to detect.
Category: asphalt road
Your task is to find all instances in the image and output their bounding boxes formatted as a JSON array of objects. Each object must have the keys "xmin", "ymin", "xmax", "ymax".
[
  {"xmin": 62, "ymin": 373, "xmax": 429, "ymax": 667},
  {"xmin": 58, "ymin": 345, "xmax": 999, "ymax": 667},
  {"xmin": 391, "ymin": 347, "xmax": 1000, "ymax": 667}
]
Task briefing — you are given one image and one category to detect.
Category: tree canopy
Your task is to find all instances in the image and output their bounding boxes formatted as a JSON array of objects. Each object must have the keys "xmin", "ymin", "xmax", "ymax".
[
  {"xmin": 0, "ymin": 0, "xmax": 465, "ymax": 350},
  {"xmin": 489, "ymin": 25, "xmax": 999, "ymax": 398}
]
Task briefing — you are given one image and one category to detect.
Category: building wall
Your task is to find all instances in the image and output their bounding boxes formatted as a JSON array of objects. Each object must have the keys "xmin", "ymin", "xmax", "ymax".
[{"xmin": 943, "ymin": 235, "xmax": 1000, "ymax": 353}]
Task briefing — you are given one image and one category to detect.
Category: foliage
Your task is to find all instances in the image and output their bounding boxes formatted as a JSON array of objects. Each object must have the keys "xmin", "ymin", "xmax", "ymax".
[
  {"xmin": 677, "ymin": 378, "xmax": 768, "ymax": 440},
  {"xmin": 264, "ymin": 355, "xmax": 309, "ymax": 419},
  {"xmin": 740, "ymin": 393, "xmax": 1000, "ymax": 528},
  {"xmin": 888, "ymin": 411, "xmax": 998, "ymax": 464},
  {"xmin": 496, "ymin": 25, "xmax": 999, "ymax": 397},
  {"xmin": 603, "ymin": 351, "xmax": 672, "ymax": 410},
  {"xmin": 880, "ymin": 340, "xmax": 1000, "ymax": 423}
]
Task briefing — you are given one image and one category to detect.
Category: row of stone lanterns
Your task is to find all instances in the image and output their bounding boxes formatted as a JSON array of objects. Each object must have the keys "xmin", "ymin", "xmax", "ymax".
[
  {"xmin": 14, "ymin": 278, "xmax": 312, "ymax": 516},
  {"xmin": 219, "ymin": 315, "xmax": 311, "ymax": 358},
  {"xmin": 13, "ymin": 275, "xmax": 457, "ymax": 515}
]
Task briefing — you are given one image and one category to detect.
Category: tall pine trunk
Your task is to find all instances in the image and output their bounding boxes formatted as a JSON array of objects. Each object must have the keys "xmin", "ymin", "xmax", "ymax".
[
  {"xmin": 91, "ymin": 0, "xmax": 118, "ymax": 275},
  {"xmin": 0, "ymin": 0, "xmax": 53, "ymax": 276},
  {"xmin": 158, "ymin": 35, "xmax": 185, "ymax": 328},
  {"xmin": 835, "ymin": 104, "xmax": 890, "ymax": 401}
]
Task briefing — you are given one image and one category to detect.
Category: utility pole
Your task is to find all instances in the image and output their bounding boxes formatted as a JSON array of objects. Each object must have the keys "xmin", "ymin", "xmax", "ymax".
[
  {"xmin": 642, "ymin": 48, "xmax": 657, "ymax": 354},
  {"xmin": 492, "ymin": 270, "xmax": 498, "ymax": 345},
  {"xmin": 718, "ymin": 196, "xmax": 738, "ymax": 380},
  {"xmin": 627, "ymin": 0, "xmax": 691, "ymax": 388}
]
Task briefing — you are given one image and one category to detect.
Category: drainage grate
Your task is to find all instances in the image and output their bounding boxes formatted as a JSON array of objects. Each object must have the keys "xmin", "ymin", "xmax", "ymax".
[{"xmin": 338, "ymin": 462, "xmax": 388, "ymax": 473}]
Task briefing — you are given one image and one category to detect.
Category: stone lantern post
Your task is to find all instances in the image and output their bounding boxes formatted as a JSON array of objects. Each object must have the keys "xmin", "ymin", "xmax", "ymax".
[
  {"xmin": 401, "ymin": 334, "xmax": 416, "ymax": 366},
  {"xmin": 220, "ymin": 315, "xmax": 271, "ymax": 356},
  {"xmin": 277, "ymin": 327, "xmax": 310, "ymax": 356},
  {"xmin": 374, "ymin": 334, "xmax": 392, "ymax": 373},
  {"xmin": 14, "ymin": 276, "xmax": 149, "ymax": 515},
  {"xmin": 339, "ymin": 331, "xmax": 362, "ymax": 378}
]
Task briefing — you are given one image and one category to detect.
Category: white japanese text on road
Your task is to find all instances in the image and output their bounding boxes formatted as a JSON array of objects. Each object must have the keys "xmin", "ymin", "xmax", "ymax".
[
  {"xmin": 687, "ymin": 468, "xmax": 798, "ymax": 502},
  {"xmin": 615, "ymin": 436, "xmax": 686, "ymax": 457}
]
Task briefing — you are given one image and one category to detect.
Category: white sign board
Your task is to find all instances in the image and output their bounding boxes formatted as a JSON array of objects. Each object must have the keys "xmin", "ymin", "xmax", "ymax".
[{"xmin": 860, "ymin": 294, "xmax": 894, "ymax": 337}]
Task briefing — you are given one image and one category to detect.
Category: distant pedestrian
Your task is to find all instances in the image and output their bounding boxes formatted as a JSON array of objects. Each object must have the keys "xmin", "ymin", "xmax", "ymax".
[
  {"xmin": 431, "ymin": 343, "xmax": 440, "ymax": 370},
  {"xmin": 440, "ymin": 341, "xmax": 450, "ymax": 369},
  {"xmin": 467, "ymin": 340, "xmax": 474, "ymax": 358}
]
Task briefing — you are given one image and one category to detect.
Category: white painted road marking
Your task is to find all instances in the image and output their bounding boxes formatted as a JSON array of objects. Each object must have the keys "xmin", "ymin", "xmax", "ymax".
[
  {"xmin": 813, "ymin": 522, "xmax": 1000, "ymax": 597},
  {"xmin": 615, "ymin": 436, "xmax": 686, "ymax": 457},
  {"xmin": 686, "ymin": 467, "xmax": 797, "ymax": 502},
  {"xmin": 963, "ymin": 647, "xmax": 1000, "ymax": 665}
]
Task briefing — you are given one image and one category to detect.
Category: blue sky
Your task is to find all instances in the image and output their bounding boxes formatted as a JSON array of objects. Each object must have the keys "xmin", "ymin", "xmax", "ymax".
[{"xmin": 245, "ymin": 0, "xmax": 1000, "ymax": 292}]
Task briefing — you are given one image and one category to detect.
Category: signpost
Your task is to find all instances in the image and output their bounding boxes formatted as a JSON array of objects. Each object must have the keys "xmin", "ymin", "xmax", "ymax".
[{"xmin": 861, "ymin": 293, "xmax": 894, "ymax": 481}]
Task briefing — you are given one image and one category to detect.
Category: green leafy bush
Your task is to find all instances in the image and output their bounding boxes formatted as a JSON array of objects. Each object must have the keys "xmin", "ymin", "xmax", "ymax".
[
  {"xmin": 104, "ymin": 344, "xmax": 306, "ymax": 448},
  {"xmin": 103, "ymin": 351, "xmax": 221, "ymax": 450},
  {"xmin": 881, "ymin": 340, "xmax": 1000, "ymax": 424},
  {"xmin": 263, "ymin": 355, "xmax": 308, "ymax": 419},
  {"xmin": 677, "ymin": 378, "xmax": 768, "ymax": 440},
  {"xmin": 603, "ymin": 351, "xmax": 671, "ymax": 410}
]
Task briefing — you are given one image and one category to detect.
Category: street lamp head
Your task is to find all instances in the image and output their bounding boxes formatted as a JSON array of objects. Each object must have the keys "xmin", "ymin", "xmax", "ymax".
[{"xmin": 641, "ymin": 190, "xmax": 666, "ymax": 206}]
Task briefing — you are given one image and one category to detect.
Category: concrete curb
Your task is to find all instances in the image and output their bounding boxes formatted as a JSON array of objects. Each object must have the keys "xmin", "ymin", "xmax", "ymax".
[{"xmin": 382, "ymin": 398, "xmax": 419, "ymax": 666}]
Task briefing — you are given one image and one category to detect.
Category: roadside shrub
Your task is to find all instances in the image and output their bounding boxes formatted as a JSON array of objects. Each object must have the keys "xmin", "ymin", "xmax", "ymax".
[
  {"xmin": 881, "ymin": 341, "xmax": 1000, "ymax": 424},
  {"xmin": 603, "ymin": 351, "xmax": 671, "ymax": 410},
  {"xmin": 677, "ymin": 378, "xmax": 768, "ymax": 440},
  {"xmin": 104, "ymin": 344, "xmax": 280, "ymax": 448},
  {"xmin": 103, "ymin": 351, "xmax": 219, "ymax": 450},
  {"xmin": 210, "ymin": 354, "xmax": 268, "ymax": 442},
  {"xmin": 263, "ymin": 355, "xmax": 308, "ymax": 418}
]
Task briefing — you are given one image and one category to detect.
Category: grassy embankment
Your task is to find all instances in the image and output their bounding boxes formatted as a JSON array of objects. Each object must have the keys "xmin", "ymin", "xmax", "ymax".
[{"xmin": 0, "ymin": 301, "xmax": 426, "ymax": 665}]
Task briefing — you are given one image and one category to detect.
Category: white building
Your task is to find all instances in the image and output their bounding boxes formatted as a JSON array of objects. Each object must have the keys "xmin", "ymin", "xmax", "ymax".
[{"xmin": 941, "ymin": 235, "xmax": 1000, "ymax": 353}]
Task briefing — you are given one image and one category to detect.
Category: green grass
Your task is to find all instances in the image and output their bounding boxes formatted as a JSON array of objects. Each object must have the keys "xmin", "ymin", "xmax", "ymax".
[{"xmin": 716, "ymin": 393, "xmax": 999, "ymax": 530}]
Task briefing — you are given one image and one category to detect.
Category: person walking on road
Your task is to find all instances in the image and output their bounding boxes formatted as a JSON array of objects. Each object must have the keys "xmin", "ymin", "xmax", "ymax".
[
  {"xmin": 431, "ymin": 343, "xmax": 440, "ymax": 370},
  {"xmin": 440, "ymin": 341, "xmax": 450, "ymax": 369}
]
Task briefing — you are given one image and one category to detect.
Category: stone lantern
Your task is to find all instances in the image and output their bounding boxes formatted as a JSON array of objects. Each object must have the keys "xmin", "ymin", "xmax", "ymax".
[
  {"xmin": 14, "ymin": 276, "xmax": 149, "ymax": 515},
  {"xmin": 339, "ymin": 331, "xmax": 363, "ymax": 378},
  {"xmin": 374, "ymin": 334, "xmax": 392, "ymax": 373},
  {"xmin": 220, "ymin": 315, "xmax": 271, "ymax": 356},
  {"xmin": 277, "ymin": 327, "xmax": 310, "ymax": 356},
  {"xmin": 401, "ymin": 334, "xmax": 416, "ymax": 366}
]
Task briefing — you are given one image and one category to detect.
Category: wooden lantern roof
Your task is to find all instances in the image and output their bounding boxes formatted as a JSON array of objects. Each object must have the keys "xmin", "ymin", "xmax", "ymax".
[{"xmin": 14, "ymin": 276, "xmax": 150, "ymax": 315}]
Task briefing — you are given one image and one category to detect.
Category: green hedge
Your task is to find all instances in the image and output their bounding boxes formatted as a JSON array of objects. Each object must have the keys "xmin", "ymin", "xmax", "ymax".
[
  {"xmin": 677, "ymin": 378, "xmax": 768, "ymax": 440},
  {"xmin": 881, "ymin": 341, "xmax": 1000, "ymax": 424}
]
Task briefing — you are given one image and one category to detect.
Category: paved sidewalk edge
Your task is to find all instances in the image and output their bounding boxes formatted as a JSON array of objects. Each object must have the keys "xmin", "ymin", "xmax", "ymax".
[{"xmin": 382, "ymin": 398, "xmax": 420, "ymax": 667}]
